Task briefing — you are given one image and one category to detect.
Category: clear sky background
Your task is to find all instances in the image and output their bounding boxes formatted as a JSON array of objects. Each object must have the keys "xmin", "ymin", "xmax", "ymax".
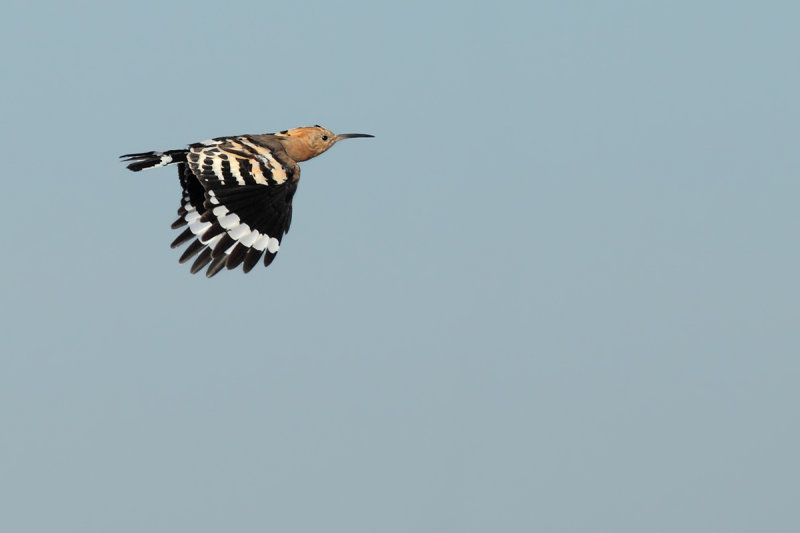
[{"xmin": 1, "ymin": 1, "xmax": 798, "ymax": 531}]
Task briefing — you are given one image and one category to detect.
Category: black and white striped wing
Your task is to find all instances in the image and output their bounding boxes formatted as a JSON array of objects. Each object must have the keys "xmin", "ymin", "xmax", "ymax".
[
  {"xmin": 170, "ymin": 136, "xmax": 298, "ymax": 277},
  {"xmin": 170, "ymin": 162, "xmax": 206, "ymax": 232}
]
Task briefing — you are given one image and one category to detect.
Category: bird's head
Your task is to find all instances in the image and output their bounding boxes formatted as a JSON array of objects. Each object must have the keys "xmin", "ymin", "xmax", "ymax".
[{"xmin": 277, "ymin": 125, "xmax": 373, "ymax": 162}]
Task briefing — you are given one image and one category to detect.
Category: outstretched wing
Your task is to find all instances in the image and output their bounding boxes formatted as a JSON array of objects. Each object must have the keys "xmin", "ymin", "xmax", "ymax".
[{"xmin": 169, "ymin": 136, "xmax": 299, "ymax": 277}]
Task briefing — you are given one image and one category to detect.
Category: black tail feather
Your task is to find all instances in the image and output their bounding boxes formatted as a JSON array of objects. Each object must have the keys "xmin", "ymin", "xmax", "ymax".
[{"xmin": 120, "ymin": 149, "xmax": 187, "ymax": 172}]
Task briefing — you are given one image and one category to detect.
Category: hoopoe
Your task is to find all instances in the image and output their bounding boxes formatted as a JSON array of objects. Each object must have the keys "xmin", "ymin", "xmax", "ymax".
[{"xmin": 121, "ymin": 126, "xmax": 373, "ymax": 277}]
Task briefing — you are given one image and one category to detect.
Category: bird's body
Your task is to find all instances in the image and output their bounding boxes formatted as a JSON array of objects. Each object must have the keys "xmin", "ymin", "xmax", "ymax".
[{"xmin": 121, "ymin": 126, "xmax": 373, "ymax": 277}]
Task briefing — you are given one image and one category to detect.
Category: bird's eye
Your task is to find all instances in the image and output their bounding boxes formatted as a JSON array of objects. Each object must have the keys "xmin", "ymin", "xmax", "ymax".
[{"xmin": 321, "ymin": 135, "xmax": 328, "ymax": 141}]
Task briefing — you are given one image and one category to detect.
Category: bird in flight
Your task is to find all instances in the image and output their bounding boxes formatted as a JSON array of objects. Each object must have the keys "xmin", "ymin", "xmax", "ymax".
[{"xmin": 121, "ymin": 126, "xmax": 373, "ymax": 277}]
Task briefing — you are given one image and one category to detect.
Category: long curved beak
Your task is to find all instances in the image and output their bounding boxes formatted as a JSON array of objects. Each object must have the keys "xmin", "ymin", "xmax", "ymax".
[{"xmin": 334, "ymin": 133, "xmax": 374, "ymax": 142}]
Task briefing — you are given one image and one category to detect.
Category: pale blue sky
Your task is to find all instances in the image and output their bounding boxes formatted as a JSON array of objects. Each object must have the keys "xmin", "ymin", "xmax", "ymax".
[{"xmin": 1, "ymin": 1, "xmax": 799, "ymax": 531}]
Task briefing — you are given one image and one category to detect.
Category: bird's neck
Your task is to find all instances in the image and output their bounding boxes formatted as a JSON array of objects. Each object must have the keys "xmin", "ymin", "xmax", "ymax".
[{"xmin": 277, "ymin": 138, "xmax": 314, "ymax": 162}]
